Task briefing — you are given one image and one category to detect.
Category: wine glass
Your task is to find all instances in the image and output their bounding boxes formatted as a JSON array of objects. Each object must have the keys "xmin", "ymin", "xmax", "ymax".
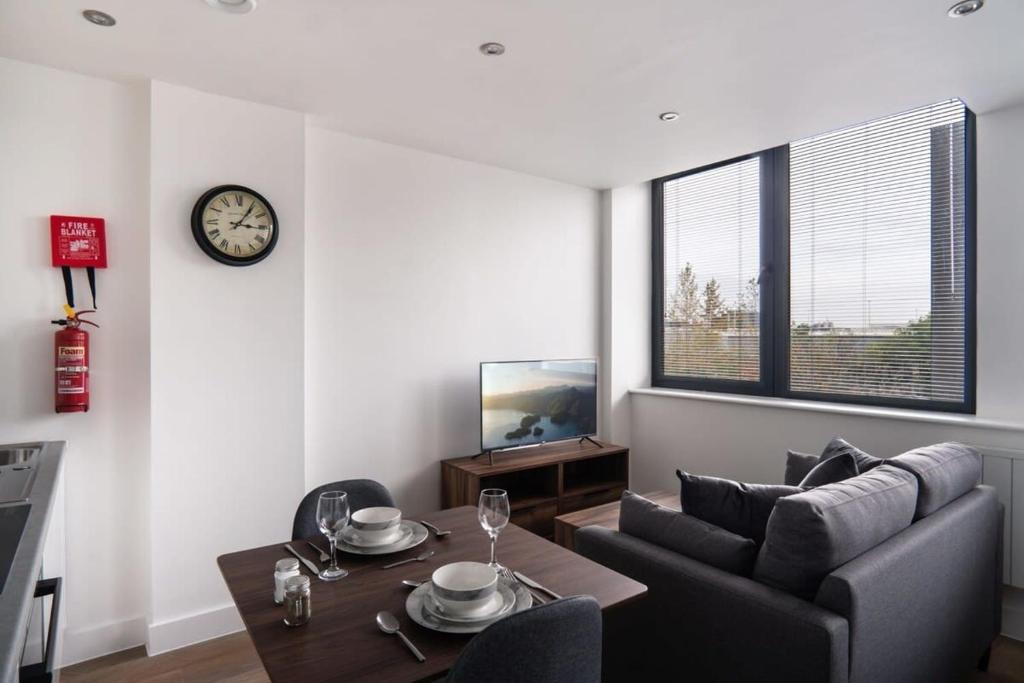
[
  {"xmin": 316, "ymin": 490, "xmax": 350, "ymax": 581},
  {"xmin": 478, "ymin": 489, "xmax": 510, "ymax": 569}
]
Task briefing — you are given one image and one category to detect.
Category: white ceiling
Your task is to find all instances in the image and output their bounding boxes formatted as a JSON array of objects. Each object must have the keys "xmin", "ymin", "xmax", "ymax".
[{"xmin": 2, "ymin": 0, "xmax": 1022, "ymax": 189}]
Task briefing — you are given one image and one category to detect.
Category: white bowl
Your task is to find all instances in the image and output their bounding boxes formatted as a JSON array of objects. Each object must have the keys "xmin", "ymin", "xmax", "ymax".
[
  {"xmin": 431, "ymin": 562, "xmax": 498, "ymax": 616},
  {"xmin": 350, "ymin": 506, "xmax": 402, "ymax": 545}
]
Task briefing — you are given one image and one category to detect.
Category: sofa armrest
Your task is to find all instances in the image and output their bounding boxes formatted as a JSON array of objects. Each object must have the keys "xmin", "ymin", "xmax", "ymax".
[
  {"xmin": 815, "ymin": 486, "xmax": 1001, "ymax": 683},
  {"xmin": 576, "ymin": 526, "xmax": 849, "ymax": 683}
]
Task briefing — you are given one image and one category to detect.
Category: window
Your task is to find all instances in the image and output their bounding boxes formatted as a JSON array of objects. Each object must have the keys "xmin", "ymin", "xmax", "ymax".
[{"xmin": 652, "ymin": 100, "xmax": 975, "ymax": 412}]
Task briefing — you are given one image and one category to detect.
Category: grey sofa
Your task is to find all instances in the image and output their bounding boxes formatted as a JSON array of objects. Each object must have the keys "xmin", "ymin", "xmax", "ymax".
[{"xmin": 576, "ymin": 448, "xmax": 1003, "ymax": 683}]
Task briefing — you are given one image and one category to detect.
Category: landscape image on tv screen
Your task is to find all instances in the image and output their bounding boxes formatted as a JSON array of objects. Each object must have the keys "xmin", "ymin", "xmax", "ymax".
[{"xmin": 481, "ymin": 359, "xmax": 597, "ymax": 452}]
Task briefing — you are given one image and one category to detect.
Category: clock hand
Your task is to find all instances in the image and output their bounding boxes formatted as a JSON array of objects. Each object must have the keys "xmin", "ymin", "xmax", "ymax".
[
  {"xmin": 229, "ymin": 201, "xmax": 257, "ymax": 229},
  {"xmin": 236, "ymin": 223, "xmax": 268, "ymax": 230}
]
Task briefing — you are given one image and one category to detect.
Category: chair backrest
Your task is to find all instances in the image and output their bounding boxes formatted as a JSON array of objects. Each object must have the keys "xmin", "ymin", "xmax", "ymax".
[
  {"xmin": 446, "ymin": 595, "xmax": 602, "ymax": 683},
  {"xmin": 291, "ymin": 479, "xmax": 396, "ymax": 540}
]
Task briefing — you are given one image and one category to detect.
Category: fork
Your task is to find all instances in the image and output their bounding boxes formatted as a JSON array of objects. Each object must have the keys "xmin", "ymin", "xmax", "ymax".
[
  {"xmin": 498, "ymin": 566, "xmax": 545, "ymax": 604},
  {"xmin": 419, "ymin": 520, "xmax": 452, "ymax": 538},
  {"xmin": 307, "ymin": 540, "xmax": 330, "ymax": 563}
]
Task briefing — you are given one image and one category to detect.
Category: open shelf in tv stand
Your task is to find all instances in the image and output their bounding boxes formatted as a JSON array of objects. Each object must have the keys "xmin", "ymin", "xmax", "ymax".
[{"xmin": 441, "ymin": 440, "xmax": 630, "ymax": 539}]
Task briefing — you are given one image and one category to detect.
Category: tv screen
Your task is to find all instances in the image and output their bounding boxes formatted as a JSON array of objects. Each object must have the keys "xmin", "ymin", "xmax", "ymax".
[{"xmin": 480, "ymin": 359, "xmax": 597, "ymax": 452}]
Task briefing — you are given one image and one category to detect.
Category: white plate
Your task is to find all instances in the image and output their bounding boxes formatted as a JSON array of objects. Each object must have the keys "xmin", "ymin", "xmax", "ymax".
[
  {"xmin": 336, "ymin": 521, "xmax": 428, "ymax": 556},
  {"xmin": 422, "ymin": 584, "xmax": 514, "ymax": 623},
  {"xmin": 406, "ymin": 577, "xmax": 532, "ymax": 634}
]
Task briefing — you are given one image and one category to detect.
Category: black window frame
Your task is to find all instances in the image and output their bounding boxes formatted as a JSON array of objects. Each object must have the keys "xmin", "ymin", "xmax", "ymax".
[{"xmin": 651, "ymin": 107, "xmax": 977, "ymax": 414}]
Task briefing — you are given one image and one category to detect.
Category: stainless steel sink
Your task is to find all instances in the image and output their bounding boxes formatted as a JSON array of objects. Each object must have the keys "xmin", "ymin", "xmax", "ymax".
[
  {"xmin": 0, "ymin": 447, "xmax": 40, "ymax": 467},
  {"xmin": 0, "ymin": 444, "xmax": 40, "ymax": 503}
]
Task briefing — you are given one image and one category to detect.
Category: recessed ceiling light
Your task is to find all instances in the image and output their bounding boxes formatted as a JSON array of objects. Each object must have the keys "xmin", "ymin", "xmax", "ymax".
[
  {"xmin": 659, "ymin": 112, "xmax": 680, "ymax": 122},
  {"xmin": 947, "ymin": 0, "xmax": 984, "ymax": 18},
  {"xmin": 205, "ymin": 0, "xmax": 257, "ymax": 14},
  {"xmin": 82, "ymin": 9, "xmax": 116, "ymax": 27},
  {"xmin": 479, "ymin": 42, "xmax": 506, "ymax": 56}
]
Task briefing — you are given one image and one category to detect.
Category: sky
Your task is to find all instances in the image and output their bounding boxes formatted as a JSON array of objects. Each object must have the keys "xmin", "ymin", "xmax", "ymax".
[
  {"xmin": 663, "ymin": 100, "xmax": 965, "ymax": 329},
  {"xmin": 482, "ymin": 359, "xmax": 596, "ymax": 396}
]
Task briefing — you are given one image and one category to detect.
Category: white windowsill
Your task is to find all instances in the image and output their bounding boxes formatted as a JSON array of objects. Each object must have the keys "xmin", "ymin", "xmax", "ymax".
[{"xmin": 629, "ymin": 387, "xmax": 1024, "ymax": 434}]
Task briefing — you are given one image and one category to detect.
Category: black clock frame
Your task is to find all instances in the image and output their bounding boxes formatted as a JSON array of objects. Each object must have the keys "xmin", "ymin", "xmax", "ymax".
[{"xmin": 190, "ymin": 184, "xmax": 279, "ymax": 267}]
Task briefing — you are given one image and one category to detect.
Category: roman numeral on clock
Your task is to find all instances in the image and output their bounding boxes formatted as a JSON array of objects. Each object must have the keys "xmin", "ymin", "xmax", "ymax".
[
  {"xmin": 255, "ymin": 234, "xmax": 266, "ymax": 244},
  {"xmin": 255, "ymin": 212, "xmax": 266, "ymax": 219},
  {"xmin": 220, "ymin": 197, "xmax": 230, "ymax": 207},
  {"xmin": 249, "ymin": 242, "xmax": 257, "ymax": 252},
  {"xmin": 208, "ymin": 228, "xmax": 221, "ymax": 239},
  {"xmin": 206, "ymin": 218, "xmax": 219, "ymax": 224},
  {"xmin": 234, "ymin": 244, "xmax": 242, "ymax": 255},
  {"xmin": 235, "ymin": 194, "xmax": 243, "ymax": 206},
  {"xmin": 219, "ymin": 238, "xmax": 229, "ymax": 250}
]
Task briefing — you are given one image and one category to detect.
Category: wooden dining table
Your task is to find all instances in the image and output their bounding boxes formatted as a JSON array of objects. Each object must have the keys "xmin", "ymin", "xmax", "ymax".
[{"xmin": 217, "ymin": 505, "xmax": 648, "ymax": 683}]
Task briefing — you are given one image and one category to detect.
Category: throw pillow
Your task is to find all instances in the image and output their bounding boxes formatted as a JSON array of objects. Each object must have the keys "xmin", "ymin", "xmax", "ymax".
[
  {"xmin": 619, "ymin": 491, "xmax": 758, "ymax": 576},
  {"xmin": 820, "ymin": 437, "xmax": 884, "ymax": 473},
  {"xmin": 888, "ymin": 442, "xmax": 982, "ymax": 519},
  {"xmin": 676, "ymin": 470, "xmax": 805, "ymax": 546},
  {"xmin": 785, "ymin": 450, "xmax": 819, "ymax": 486},
  {"xmin": 799, "ymin": 452, "xmax": 859, "ymax": 487},
  {"xmin": 752, "ymin": 464, "xmax": 918, "ymax": 600}
]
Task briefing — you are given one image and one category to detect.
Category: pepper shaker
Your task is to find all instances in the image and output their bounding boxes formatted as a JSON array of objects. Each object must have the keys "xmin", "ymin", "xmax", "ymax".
[{"xmin": 283, "ymin": 574, "xmax": 312, "ymax": 627}]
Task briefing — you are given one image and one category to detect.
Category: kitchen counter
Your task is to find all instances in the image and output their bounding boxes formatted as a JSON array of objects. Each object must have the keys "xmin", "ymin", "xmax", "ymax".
[{"xmin": 0, "ymin": 441, "xmax": 64, "ymax": 683}]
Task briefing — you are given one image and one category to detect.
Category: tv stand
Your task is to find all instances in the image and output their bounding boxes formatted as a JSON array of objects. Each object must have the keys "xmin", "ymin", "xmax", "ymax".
[
  {"xmin": 470, "ymin": 450, "xmax": 495, "ymax": 466},
  {"xmin": 579, "ymin": 435, "xmax": 602, "ymax": 448},
  {"xmin": 442, "ymin": 440, "xmax": 630, "ymax": 539}
]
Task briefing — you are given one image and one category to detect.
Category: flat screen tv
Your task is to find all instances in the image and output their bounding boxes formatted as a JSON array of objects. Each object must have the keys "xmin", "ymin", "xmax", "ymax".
[{"xmin": 480, "ymin": 359, "xmax": 597, "ymax": 453}]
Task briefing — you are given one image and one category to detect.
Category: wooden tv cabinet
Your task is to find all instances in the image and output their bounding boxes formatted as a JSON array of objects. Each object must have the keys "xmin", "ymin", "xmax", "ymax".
[{"xmin": 441, "ymin": 440, "xmax": 629, "ymax": 539}]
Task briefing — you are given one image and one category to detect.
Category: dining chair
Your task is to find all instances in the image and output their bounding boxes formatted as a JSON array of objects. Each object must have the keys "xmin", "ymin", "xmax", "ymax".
[
  {"xmin": 291, "ymin": 479, "xmax": 396, "ymax": 540},
  {"xmin": 445, "ymin": 595, "xmax": 602, "ymax": 683}
]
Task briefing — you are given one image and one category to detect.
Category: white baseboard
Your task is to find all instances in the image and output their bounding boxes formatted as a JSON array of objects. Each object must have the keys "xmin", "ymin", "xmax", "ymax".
[
  {"xmin": 1004, "ymin": 585, "xmax": 1024, "ymax": 642},
  {"xmin": 60, "ymin": 616, "xmax": 147, "ymax": 668},
  {"xmin": 146, "ymin": 603, "xmax": 243, "ymax": 656}
]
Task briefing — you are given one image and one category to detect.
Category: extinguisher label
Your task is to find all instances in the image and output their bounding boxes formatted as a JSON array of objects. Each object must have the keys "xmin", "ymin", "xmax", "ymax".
[{"xmin": 56, "ymin": 346, "xmax": 87, "ymax": 394}]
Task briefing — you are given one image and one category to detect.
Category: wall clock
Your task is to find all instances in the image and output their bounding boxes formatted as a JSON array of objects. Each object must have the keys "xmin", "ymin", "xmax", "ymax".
[{"xmin": 191, "ymin": 184, "xmax": 278, "ymax": 266}]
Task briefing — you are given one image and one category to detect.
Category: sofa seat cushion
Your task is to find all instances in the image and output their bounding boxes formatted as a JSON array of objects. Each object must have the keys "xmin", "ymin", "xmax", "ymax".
[
  {"xmin": 752, "ymin": 464, "xmax": 918, "ymax": 600},
  {"xmin": 785, "ymin": 450, "xmax": 819, "ymax": 486},
  {"xmin": 676, "ymin": 470, "xmax": 805, "ymax": 546},
  {"xmin": 619, "ymin": 491, "xmax": 758, "ymax": 576},
  {"xmin": 888, "ymin": 442, "xmax": 982, "ymax": 519},
  {"xmin": 799, "ymin": 452, "xmax": 859, "ymax": 487},
  {"xmin": 820, "ymin": 437, "xmax": 884, "ymax": 473}
]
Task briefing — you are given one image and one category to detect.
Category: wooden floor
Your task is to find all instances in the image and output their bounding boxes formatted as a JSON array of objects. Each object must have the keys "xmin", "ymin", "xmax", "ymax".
[{"xmin": 61, "ymin": 632, "xmax": 1024, "ymax": 682}]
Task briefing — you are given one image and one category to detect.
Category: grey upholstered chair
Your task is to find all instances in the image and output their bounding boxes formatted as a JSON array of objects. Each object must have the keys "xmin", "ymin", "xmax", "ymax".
[
  {"xmin": 291, "ymin": 479, "xmax": 396, "ymax": 540},
  {"xmin": 445, "ymin": 596, "xmax": 602, "ymax": 683}
]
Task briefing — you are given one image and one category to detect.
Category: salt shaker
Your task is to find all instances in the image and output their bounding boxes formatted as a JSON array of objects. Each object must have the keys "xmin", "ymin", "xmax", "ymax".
[
  {"xmin": 274, "ymin": 558, "xmax": 300, "ymax": 605},
  {"xmin": 283, "ymin": 575, "xmax": 312, "ymax": 627}
]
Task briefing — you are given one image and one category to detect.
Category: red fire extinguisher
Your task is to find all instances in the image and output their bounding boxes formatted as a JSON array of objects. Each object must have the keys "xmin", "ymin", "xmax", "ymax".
[{"xmin": 52, "ymin": 310, "xmax": 98, "ymax": 413}]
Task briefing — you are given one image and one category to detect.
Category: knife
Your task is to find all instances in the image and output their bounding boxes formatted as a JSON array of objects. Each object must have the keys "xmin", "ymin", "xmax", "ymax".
[
  {"xmin": 284, "ymin": 543, "xmax": 321, "ymax": 575},
  {"xmin": 513, "ymin": 571, "xmax": 562, "ymax": 600}
]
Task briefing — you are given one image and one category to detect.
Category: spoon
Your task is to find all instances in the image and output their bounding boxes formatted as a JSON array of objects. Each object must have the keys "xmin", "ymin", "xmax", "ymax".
[
  {"xmin": 382, "ymin": 550, "xmax": 435, "ymax": 569},
  {"xmin": 419, "ymin": 520, "xmax": 452, "ymax": 538},
  {"xmin": 402, "ymin": 579, "xmax": 424, "ymax": 588},
  {"xmin": 376, "ymin": 611, "xmax": 426, "ymax": 662}
]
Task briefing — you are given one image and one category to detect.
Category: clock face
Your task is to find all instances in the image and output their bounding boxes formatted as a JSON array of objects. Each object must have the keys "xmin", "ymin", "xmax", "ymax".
[{"xmin": 191, "ymin": 185, "xmax": 278, "ymax": 266}]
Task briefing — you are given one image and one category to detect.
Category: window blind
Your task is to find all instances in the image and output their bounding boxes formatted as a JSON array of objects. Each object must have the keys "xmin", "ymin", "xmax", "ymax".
[
  {"xmin": 788, "ymin": 99, "xmax": 967, "ymax": 403},
  {"xmin": 661, "ymin": 157, "xmax": 761, "ymax": 382}
]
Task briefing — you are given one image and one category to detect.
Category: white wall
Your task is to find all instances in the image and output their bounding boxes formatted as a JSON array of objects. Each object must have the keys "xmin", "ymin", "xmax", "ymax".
[
  {"xmin": 304, "ymin": 128, "xmax": 600, "ymax": 513},
  {"xmin": 147, "ymin": 82, "xmax": 306, "ymax": 653},
  {"xmin": 605, "ymin": 102, "xmax": 1024, "ymax": 493},
  {"xmin": 599, "ymin": 184, "xmax": 650, "ymax": 447},
  {"xmin": 0, "ymin": 58, "xmax": 150, "ymax": 663}
]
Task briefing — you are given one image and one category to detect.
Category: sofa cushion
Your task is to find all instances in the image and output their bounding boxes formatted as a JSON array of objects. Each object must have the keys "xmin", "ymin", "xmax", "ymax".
[
  {"xmin": 676, "ymin": 470, "xmax": 804, "ymax": 546},
  {"xmin": 619, "ymin": 491, "xmax": 758, "ymax": 576},
  {"xmin": 888, "ymin": 442, "xmax": 982, "ymax": 519},
  {"xmin": 820, "ymin": 437, "xmax": 884, "ymax": 473},
  {"xmin": 752, "ymin": 464, "xmax": 918, "ymax": 600},
  {"xmin": 785, "ymin": 450, "xmax": 819, "ymax": 486},
  {"xmin": 799, "ymin": 452, "xmax": 859, "ymax": 487}
]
